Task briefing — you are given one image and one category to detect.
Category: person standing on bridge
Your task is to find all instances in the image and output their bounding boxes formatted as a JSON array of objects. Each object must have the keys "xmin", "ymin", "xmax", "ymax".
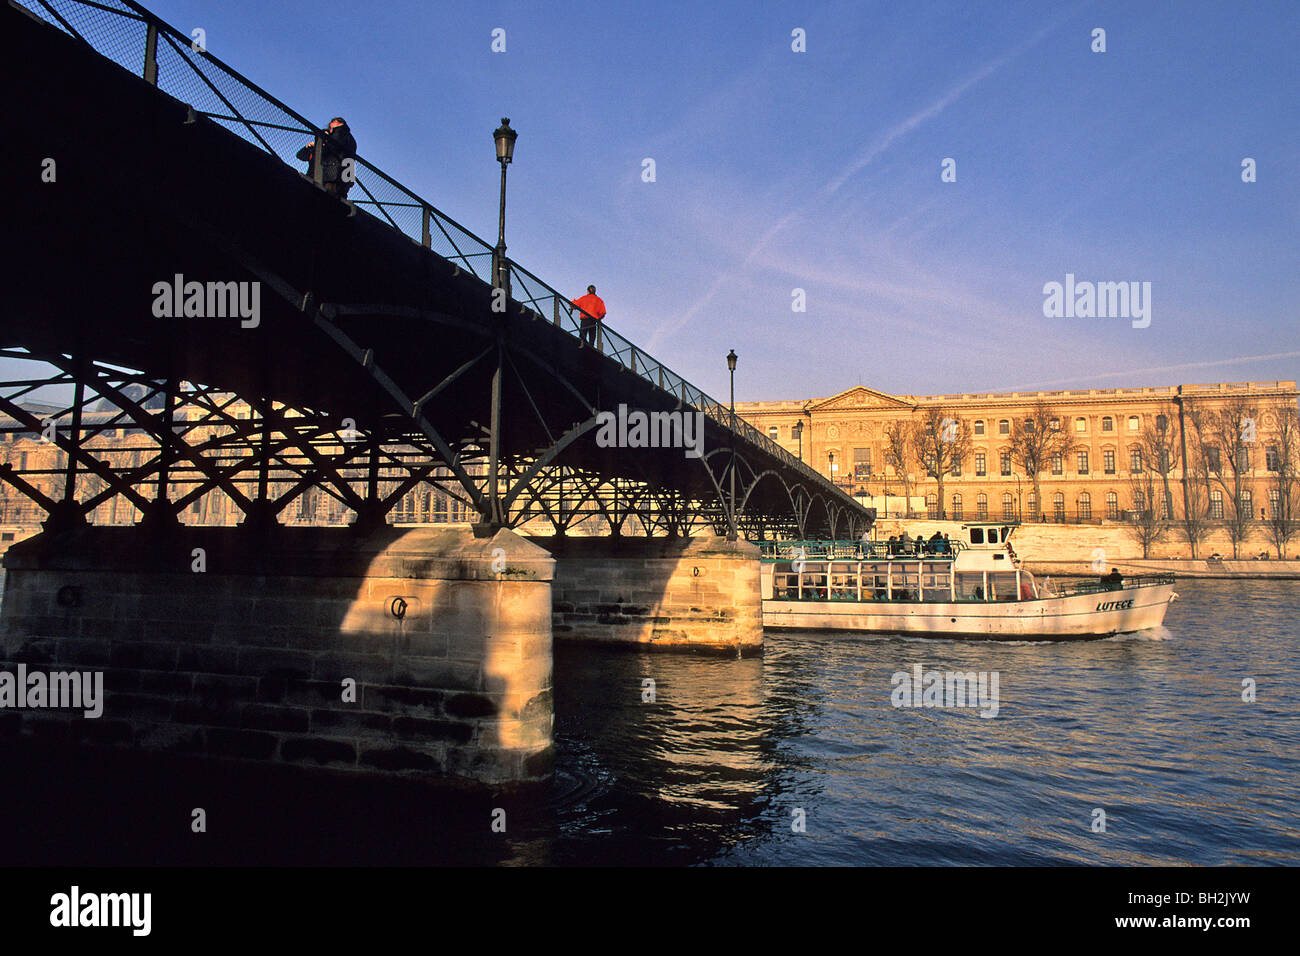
[
  {"xmin": 573, "ymin": 285, "xmax": 606, "ymax": 347},
  {"xmin": 296, "ymin": 117, "xmax": 357, "ymax": 199}
]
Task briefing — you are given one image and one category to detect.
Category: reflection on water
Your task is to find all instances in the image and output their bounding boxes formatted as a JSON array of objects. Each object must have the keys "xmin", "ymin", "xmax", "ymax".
[
  {"xmin": 531, "ymin": 579, "xmax": 1300, "ymax": 865},
  {"xmin": 1, "ymin": 571, "xmax": 1297, "ymax": 865}
]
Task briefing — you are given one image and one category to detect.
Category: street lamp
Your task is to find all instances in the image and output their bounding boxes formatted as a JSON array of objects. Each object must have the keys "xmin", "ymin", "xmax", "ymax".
[
  {"xmin": 492, "ymin": 117, "xmax": 517, "ymax": 295},
  {"xmin": 726, "ymin": 349, "xmax": 738, "ymax": 541},
  {"xmin": 828, "ymin": 451, "xmax": 837, "ymax": 488},
  {"xmin": 792, "ymin": 420, "xmax": 803, "ymax": 462}
]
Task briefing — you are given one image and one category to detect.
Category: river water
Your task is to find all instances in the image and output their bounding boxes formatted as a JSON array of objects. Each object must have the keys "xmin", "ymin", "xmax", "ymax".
[
  {"xmin": 1, "ymin": 575, "xmax": 1297, "ymax": 866},
  {"xmin": 534, "ymin": 578, "xmax": 1299, "ymax": 866}
]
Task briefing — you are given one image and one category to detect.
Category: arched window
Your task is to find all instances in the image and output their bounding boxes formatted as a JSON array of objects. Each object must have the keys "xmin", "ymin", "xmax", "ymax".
[
  {"xmin": 1077, "ymin": 492, "xmax": 1091, "ymax": 520},
  {"xmin": 1106, "ymin": 491, "xmax": 1119, "ymax": 520},
  {"xmin": 1101, "ymin": 416, "xmax": 1114, "ymax": 432},
  {"xmin": 1128, "ymin": 415, "xmax": 1140, "ymax": 432},
  {"xmin": 768, "ymin": 426, "xmax": 779, "ymax": 440},
  {"xmin": 1075, "ymin": 417, "xmax": 1087, "ymax": 433},
  {"xmin": 1026, "ymin": 492, "xmax": 1037, "ymax": 517},
  {"xmin": 1001, "ymin": 492, "xmax": 1015, "ymax": 520},
  {"xmin": 1053, "ymin": 492, "xmax": 1066, "ymax": 522},
  {"xmin": 1209, "ymin": 488, "xmax": 1224, "ymax": 519},
  {"xmin": 1134, "ymin": 490, "xmax": 1147, "ymax": 514},
  {"xmin": 998, "ymin": 419, "xmax": 1010, "ymax": 435},
  {"xmin": 926, "ymin": 492, "xmax": 938, "ymax": 519},
  {"xmin": 976, "ymin": 493, "xmax": 988, "ymax": 520},
  {"xmin": 951, "ymin": 494, "xmax": 963, "ymax": 520},
  {"xmin": 1240, "ymin": 489, "xmax": 1253, "ymax": 517}
]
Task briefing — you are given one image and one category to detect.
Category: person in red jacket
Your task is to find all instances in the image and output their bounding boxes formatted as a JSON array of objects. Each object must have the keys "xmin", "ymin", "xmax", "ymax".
[{"xmin": 573, "ymin": 285, "xmax": 606, "ymax": 347}]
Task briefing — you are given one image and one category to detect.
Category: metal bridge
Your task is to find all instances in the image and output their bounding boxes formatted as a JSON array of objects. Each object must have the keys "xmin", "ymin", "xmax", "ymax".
[{"xmin": 2, "ymin": 0, "xmax": 872, "ymax": 541}]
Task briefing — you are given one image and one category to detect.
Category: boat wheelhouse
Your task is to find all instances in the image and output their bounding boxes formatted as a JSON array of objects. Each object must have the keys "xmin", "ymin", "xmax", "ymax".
[{"xmin": 759, "ymin": 522, "xmax": 1177, "ymax": 640}]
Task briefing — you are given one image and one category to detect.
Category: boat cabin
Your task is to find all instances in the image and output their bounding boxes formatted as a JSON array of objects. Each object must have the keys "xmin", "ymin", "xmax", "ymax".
[{"xmin": 761, "ymin": 522, "xmax": 1038, "ymax": 604}]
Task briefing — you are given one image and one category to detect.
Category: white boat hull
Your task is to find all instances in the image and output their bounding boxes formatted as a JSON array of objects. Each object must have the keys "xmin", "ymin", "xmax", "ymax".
[{"xmin": 763, "ymin": 583, "xmax": 1178, "ymax": 640}]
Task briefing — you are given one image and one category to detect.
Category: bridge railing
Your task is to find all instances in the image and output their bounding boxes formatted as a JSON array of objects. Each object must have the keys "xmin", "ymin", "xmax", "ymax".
[{"xmin": 17, "ymin": 0, "xmax": 856, "ymax": 505}]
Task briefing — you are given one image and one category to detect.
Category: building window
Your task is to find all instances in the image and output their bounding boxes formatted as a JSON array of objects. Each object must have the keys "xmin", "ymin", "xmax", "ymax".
[
  {"xmin": 975, "ymin": 452, "xmax": 986, "ymax": 476},
  {"xmin": 1075, "ymin": 417, "xmax": 1087, "ymax": 433},
  {"xmin": 854, "ymin": 447, "xmax": 871, "ymax": 479},
  {"xmin": 1240, "ymin": 489, "xmax": 1253, "ymax": 518},
  {"xmin": 951, "ymin": 494, "xmax": 963, "ymax": 520},
  {"xmin": 951, "ymin": 455, "xmax": 962, "ymax": 477},
  {"xmin": 1078, "ymin": 492, "xmax": 1092, "ymax": 520},
  {"xmin": 1134, "ymin": 490, "xmax": 1147, "ymax": 514},
  {"xmin": 977, "ymin": 493, "xmax": 988, "ymax": 520},
  {"xmin": 1206, "ymin": 447, "xmax": 1221, "ymax": 473},
  {"xmin": 1209, "ymin": 489, "xmax": 1223, "ymax": 519},
  {"xmin": 1000, "ymin": 451, "xmax": 1012, "ymax": 476},
  {"xmin": 1053, "ymin": 492, "xmax": 1066, "ymax": 522},
  {"xmin": 998, "ymin": 420, "xmax": 1009, "ymax": 436},
  {"xmin": 1106, "ymin": 491, "xmax": 1119, "ymax": 520},
  {"xmin": 1156, "ymin": 414, "xmax": 1168, "ymax": 433},
  {"xmin": 1002, "ymin": 493, "xmax": 1015, "ymax": 520},
  {"xmin": 1128, "ymin": 415, "xmax": 1140, "ymax": 432},
  {"xmin": 1266, "ymin": 445, "xmax": 1280, "ymax": 471},
  {"xmin": 1051, "ymin": 452, "xmax": 1063, "ymax": 475},
  {"xmin": 1049, "ymin": 417, "xmax": 1061, "ymax": 431},
  {"xmin": 1026, "ymin": 493, "xmax": 1037, "ymax": 516},
  {"xmin": 1270, "ymin": 488, "xmax": 1282, "ymax": 519},
  {"xmin": 768, "ymin": 426, "xmax": 778, "ymax": 441},
  {"xmin": 1102, "ymin": 416, "xmax": 1114, "ymax": 432},
  {"xmin": 926, "ymin": 493, "xmax": 939, "ymax": 519},
  {"xmin": 1236, "ymin": 447, "xmax": 1250, "ymax": 472},
  {"xmin": 974, "ymin": 420, "xmax": 985, "ymax": 436},
  {"xmin": 1130, "ymin": 448, "xmax": 1143, "ymax": 473},
  {"xmin": 1077, "ymin": 450, "xmax": 1089, "ymax": 474},
  {"xmin": 1103, "ymin": 449, "xmax": 1115, "ymax": 474}
]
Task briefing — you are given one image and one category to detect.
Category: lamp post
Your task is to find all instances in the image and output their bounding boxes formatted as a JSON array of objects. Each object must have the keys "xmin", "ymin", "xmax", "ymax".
[
  {"xmin": 1014, "ymin": 470, "xmax": 1023, "ymax": 522},
  {"xmin": 492, "ymin": 117, "xmax": 517, "ymax": 296},
  {"xmin": 828, "ymin": 451, "xmax": 837, "ymax": 489},
  {"xmin": 726, "ymin": 349, "xmax": 738, "ymax": 541},
  {"xmin": 792, "ymin": 420, "xmax": 803, "ymax": 463}
]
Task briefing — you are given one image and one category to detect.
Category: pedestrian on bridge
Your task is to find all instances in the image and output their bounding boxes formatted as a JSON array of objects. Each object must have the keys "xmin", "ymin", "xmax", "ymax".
[
  {"xmin": 296, "ymin": 117, "xmax": 358, "ymax": 199},
  {"xmin": 573, "ymin": 285, "xmax": 606, "ymax": 347}
]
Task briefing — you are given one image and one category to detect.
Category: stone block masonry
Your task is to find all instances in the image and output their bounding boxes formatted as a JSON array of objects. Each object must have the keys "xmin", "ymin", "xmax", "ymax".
[
  {"xmin": 0, "ymin": 526, "xmax": 554, "ymax": 786},
  {"xmin": 539, "ymin": 535, "xmax": 763, "ymax": 655}
]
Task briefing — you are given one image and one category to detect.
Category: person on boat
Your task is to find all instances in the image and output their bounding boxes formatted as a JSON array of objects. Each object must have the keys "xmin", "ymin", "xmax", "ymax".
[
  {"xmin": 1102, "ymin": 568, "xmax": 1124, "ymax": 589},
  {"xmin": 941, "ymin": 533, "xmax": 952, "ymax": 554}
]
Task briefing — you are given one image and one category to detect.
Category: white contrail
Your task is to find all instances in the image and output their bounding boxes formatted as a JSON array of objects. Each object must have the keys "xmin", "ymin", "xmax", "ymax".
[{"xmin": 1010, "ymin": 351, "xmax": 1300, "ymax": 389}]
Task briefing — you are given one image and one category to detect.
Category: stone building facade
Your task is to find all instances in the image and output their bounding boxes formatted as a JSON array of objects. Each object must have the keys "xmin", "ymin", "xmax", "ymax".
[{"xmin": 736, "ymin": 380, "xmax": 1300, "ymax": 527}]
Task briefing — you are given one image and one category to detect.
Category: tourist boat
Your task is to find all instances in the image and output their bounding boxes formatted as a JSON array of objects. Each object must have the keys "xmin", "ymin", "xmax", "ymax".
[{"xmin": 759, "ymin": 522, "xmax": 1177, "ymax": 640}]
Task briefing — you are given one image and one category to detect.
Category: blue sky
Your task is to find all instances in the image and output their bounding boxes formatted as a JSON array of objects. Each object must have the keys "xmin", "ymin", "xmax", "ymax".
[{"xmin": 74, "ymin": 0, "xmax": 1300, "ymax": 401}]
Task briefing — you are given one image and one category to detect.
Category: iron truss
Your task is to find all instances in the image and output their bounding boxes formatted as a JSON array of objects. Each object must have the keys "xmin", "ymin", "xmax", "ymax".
[{"xmin": 0, "ymin": 347, "xmax": 867, "ymax": 540}]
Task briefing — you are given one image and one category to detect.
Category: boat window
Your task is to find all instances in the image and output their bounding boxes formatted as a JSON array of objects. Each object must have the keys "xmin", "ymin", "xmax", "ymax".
[
  {"xmin": 988, "ymin": 572, "xmax": 1018, "ymax": 601},
  {"xmin": 970, "ymin": 528, "xmax": 984, "ymax": 544},
  {"xmin": 955, "ymin": 574, "xmax": 984, "ymax": 601}
]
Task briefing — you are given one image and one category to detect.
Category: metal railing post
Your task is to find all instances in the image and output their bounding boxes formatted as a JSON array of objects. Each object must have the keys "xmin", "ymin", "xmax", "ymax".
[
  {"xmin": 143, "ymin": 23, "xmax": 158, "ymax": 85},
  {"xmin": 421, "ymin": 206, "xmax": 431, "ymax": 248}
]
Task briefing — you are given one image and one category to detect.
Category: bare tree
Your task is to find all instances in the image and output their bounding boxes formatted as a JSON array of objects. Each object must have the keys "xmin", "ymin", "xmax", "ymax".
[
  {"xmin": 1176, "ymin": 423, "xmax": 1212, "ymax": 559},
  {"xmin": 1139, "ymin": 405, "xmax": 1181, "ymax": 523},
  {"xmin": 909, "ymin": 407, "xmax": 972, "ymax": 520},
  {"xmin": 1008, "ymin": 402, "xmax": 1076, "ymax": 520},
  {"xmin": 883, "ymin": 419, "xmax": 914, "ymax": 517},
  {"xmin": 1265, "ymin": 402, "xmax": 1300, "ymax": 558},
  {"xmin": 1194, "ymin": 397, "xmax": 1259, "ymax": 558},
  {"xmin": 1126, "ymin": 466, "xmax": 1167, "ymax": 558}
]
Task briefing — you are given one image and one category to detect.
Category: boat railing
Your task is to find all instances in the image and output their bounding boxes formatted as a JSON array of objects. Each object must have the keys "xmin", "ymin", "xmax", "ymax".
[
  {"xmin": 757, "ymin": 539, "xmax": 965, "ymax": 561},
  {"xmin": 1044, "ymin": 574, "xmax": 1177, "ymax": 597}
]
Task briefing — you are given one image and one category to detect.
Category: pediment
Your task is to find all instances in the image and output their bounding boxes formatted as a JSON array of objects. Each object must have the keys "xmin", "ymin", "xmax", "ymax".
[{"xmin": 810, "ymin": 386, "xmax": 914, "ymax": 412}]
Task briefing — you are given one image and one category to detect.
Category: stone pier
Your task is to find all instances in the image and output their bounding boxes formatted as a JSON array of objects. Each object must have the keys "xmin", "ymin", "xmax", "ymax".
[
  {"xmin": 540, "ymin": 535, "xmax": 763, "ymax": 655},
  {"xmin": 0, "ymin": 526, "xmax": 554, "ymax": 786}
]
